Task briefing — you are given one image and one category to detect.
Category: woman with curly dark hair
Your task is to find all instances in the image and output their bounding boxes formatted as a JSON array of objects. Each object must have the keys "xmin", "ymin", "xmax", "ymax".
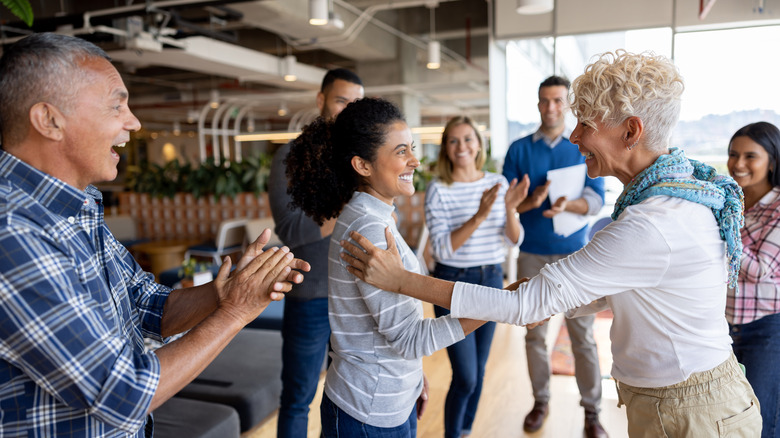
[{"xmin": 286, "ymin": 97, "xmax": 484, "ymax": 437}]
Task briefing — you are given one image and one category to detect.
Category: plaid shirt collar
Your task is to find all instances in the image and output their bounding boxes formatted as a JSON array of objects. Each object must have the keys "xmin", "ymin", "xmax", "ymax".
[{"xmin": 0, "ymin": 150, "xmax": 102, "ymax": 216}]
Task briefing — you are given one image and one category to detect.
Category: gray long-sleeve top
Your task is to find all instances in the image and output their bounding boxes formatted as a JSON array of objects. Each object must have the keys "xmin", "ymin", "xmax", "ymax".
[
  {"xmin": 324, "ymin": 192, "xmax": 465, "ymax": 427},
  {"xmin": 268, "ymin": 142, "xmax": 329, "ymax": 300}
]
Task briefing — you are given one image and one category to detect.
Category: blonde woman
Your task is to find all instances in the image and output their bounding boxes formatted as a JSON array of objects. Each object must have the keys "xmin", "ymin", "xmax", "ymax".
[
  {"xmin": 425, "ymin": 116, "xmax": 527, "ymax": 438},
  {"xmin": 340, "ymin": 51, "xmax": 762, "ymax": 437}
]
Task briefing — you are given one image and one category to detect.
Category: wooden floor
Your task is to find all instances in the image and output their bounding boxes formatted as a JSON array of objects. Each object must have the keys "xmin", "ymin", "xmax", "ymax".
[{"xmin": 243, "ymin": 308, "xmax": 628, "ymax": 438}]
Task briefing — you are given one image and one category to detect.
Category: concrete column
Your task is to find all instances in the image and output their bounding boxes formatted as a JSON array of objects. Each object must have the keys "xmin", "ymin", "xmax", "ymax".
[{"xmin": 399, "ymin": 39, "xmax": 422, "ymax": 157}]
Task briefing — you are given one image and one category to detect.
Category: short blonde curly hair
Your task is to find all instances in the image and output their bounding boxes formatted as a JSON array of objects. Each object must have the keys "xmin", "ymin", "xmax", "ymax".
[{"xmin": 570, "ymin": 50, "xmax": 684, "ymax": 152}]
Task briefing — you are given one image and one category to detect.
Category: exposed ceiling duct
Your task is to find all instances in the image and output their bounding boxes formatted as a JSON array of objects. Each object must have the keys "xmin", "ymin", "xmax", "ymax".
[
  {"xmin": 107, "ymin": 36, "xmax": 326, "ymax": 90},
  {"xmin": 230, "ymin": 0, "xmax": 399, "ymax": 61},
  {"xmin": 0, "ymin": 0, "xmax": 491, "ymax": 127}
]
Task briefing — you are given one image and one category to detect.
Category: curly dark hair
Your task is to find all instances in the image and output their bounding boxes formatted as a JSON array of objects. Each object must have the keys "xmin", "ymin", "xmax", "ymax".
[{"xmin": 285, "ymin": 97, "xmax": 405, "ymax": 225}]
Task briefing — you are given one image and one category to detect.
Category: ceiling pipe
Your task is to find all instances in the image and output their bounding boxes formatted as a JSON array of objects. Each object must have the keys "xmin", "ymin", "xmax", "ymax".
[
  {"xmin": 291, "ymin": 0, "xmax": 454, "ymax": 48},
  {"xmin": 197, "ymin": 104, "xmax": 213, "ymax": 163},
  {"xmin": 1, "ymin": 0, "xmax": 249, "ymax": 45},
  {"xmin": 284, "ymin": 0, "xmax": 479, "ymax": 72},
  {"xmin": 232, "ymin": 104, "xmax": 257, "ymax": 161},
  {"xmin": 168, "ymin": 10, "xmax": 239, "ymax": 43},
  {"xmin": 220, "ymin": 103, "xmax": 238, "ymax": 162}
]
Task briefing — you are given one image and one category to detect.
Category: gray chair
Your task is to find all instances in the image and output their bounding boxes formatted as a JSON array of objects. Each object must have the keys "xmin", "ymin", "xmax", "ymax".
[
  {"xmin": 245, "ymin": 217, "xmax": 283, "ymax": 249},
  {"xmin": 153, "ymin": 397, "xmax": 240, "ymax": 438},
  {"xmin": 104, "ymin": 214, "xmax": 148, "ymax": 247},
  {"xmin": 185, "ymin": 217, "xmax": 248, "ymax": 265},
  {"xmin": 176, "ymin": 328, "xmax": 283, "ymax": 432}
]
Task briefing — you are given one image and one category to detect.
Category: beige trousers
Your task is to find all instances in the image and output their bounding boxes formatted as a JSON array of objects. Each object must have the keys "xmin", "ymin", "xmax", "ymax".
[{"xmin": 616, "ymin": 353, "xmax": 762, "ymax": 437}]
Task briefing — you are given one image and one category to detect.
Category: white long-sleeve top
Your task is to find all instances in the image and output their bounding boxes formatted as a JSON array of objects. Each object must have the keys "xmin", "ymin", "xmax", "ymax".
[{"xmin": 450, "ymin": 196, "xmax": 733, "ymax": 388}]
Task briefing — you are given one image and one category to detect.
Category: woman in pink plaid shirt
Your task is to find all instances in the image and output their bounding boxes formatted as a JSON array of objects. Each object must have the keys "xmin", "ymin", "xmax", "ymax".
[{"xmin": 726, "ymin": 121, "xmax": 780, "ymax": 438}]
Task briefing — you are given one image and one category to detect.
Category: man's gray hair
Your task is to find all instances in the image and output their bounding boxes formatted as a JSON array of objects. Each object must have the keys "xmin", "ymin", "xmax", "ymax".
[{"xmin": 0, "ymin": 33, "xmax": 110, "ymax": 147}]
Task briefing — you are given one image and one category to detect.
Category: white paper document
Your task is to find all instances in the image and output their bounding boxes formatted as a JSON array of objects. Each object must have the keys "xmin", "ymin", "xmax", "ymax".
[{"xmin": 546, "ymin": 164, "xmax": 588, "ymax": 237}]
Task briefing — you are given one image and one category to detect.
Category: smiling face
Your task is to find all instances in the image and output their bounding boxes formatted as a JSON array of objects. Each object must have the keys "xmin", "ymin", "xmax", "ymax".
[
  {"xmin": 445, "ymin": 123, "xmax": 481, "ymax": 172},
  {"xmin": 570, "ymin": 118, "xmax": 631, "ymax": 183},
  {"xmin": 538, "ymin": 85, "xmax": 568, "ymax": 133},
  {"xmin": 359, "ymin": 121, "xmax": 419, "ymax": 205},
  {"xmin": 318, "ymin": 79, "xmax": 365, "ymax": 120},
  {"xmin": 58, "ymin": 57, "xmax": 140, "ymax": 189},
  {"xmin": 728, "ymin": 136, "xmax": 773, "ymax": 194}
]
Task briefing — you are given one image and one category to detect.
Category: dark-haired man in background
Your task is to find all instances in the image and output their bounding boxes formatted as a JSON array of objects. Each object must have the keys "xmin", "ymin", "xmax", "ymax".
[
  {"xmin": 502, "ymin": 75, "xmax": 607, "ymax": 438},
  {"xmin": 269, "ymin": 68, "xmax": 364, "ymax": 437}
]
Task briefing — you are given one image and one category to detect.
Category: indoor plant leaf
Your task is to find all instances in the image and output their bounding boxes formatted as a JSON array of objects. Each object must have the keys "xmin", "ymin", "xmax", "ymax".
[{"xmin": 2, "ymin": 0, "xmax": 34, "ymax": 27}]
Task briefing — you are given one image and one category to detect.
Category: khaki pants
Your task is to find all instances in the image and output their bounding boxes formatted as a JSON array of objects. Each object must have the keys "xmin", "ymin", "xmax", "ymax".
[
  {"xmin": 616, "ymin": 353, "xmax": 762, "ymax": 437},
  {"xmin": 518, "ymin": 251, "xmax": 603, "ymax": 412}
]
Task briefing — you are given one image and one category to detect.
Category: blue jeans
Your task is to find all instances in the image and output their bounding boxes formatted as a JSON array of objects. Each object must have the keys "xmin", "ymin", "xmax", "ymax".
[
  {"xmin": 277, "ymin": 297, "xmax": 331, "ymax": 438},
  {"xmin": 320, "ymin": 393, "xmax": 417, "ymax": 437},
  {"xmin": 432, "ymin": 263, "xmax": 502, "ymax": 438},
  {"xmin": 731, "ymin": 312, "xmax": 780, "ymax": 438}
]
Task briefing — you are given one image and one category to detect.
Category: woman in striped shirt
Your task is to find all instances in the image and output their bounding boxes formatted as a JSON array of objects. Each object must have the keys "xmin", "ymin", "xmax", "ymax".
[
  {"xmin": 425, "ymin": 116, "xmax": 528, "ymax": 438},
  {"xmin": 726, "ymin": 121, "xmax": 780, "ymax": 438},
  {"xmin": 286, "ymin": 98, "xmax": 485, "ymax": 437}
]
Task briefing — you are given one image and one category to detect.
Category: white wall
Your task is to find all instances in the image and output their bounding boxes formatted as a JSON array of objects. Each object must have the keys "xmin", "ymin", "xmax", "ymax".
[{"xmin": 488, "ymin": 40, "xmax": 509, "ymax": 160}]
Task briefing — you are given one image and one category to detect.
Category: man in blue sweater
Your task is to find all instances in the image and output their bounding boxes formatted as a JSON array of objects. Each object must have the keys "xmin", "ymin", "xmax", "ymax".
[
  {"xmin": 503, "ymin": 76, "xmax": 608, "ymax": 438},
  {"xmin": 268, "ymin": 68, "xmax": 364, "ymax": 437}
]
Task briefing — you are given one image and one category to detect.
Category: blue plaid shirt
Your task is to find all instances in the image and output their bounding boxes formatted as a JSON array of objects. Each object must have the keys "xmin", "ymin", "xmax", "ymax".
[{"xmin": 0, "ymin": 151, "xmax": 169, "ymax": 437}]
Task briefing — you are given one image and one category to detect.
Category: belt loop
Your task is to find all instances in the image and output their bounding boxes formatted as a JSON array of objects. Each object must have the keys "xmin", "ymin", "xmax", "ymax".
[{"xmin": 615, "ymin": 380, "xmax": 625, "ymax": 408}]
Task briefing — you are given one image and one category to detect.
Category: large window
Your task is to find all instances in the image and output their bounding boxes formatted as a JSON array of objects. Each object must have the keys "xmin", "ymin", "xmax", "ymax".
[
  {"xmin": 673, "ymin": 25, "xmax": 780, "ymax": 171},
  {"xmin": 506, "ymin": 29, "xmax": 673, "ymax": 207},
  {"xmin": 506, "ymin": 25, "xmax": 780, "ymax": 175}
]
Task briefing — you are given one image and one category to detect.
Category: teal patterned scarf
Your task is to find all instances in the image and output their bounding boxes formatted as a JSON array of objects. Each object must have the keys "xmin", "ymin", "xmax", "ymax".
[{"xmin": 612, "ymin": 147, "xmax": 744, "ymax": 289}]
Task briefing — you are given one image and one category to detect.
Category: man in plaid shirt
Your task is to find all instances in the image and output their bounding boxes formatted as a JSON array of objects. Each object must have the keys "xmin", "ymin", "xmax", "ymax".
[{"xmin": 0, "ymin": 33, "xmax": 309, "ymax": 437}]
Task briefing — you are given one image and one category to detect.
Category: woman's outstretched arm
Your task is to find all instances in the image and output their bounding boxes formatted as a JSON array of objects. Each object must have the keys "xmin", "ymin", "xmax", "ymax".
[
  {"xmin": 340, "ymin": 227, "xmax": 522, "ymax": 308},
  {"xmin": 340, "ymin": 227, "xmax": 456, "ymax": 308}
]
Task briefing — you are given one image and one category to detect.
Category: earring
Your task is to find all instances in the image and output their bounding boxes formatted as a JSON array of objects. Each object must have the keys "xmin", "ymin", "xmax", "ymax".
[{"xmin": 626, "ymin": 140, "xmax": 638, "ymax": 151}]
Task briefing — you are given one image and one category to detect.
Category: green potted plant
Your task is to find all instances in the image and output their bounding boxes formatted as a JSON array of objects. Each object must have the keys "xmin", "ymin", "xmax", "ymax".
[
  {"xmin": 177, "ymin": 258, "xmax": 211, "ymax": 288},
  {"xmin": 125, "ymin": 153, "xmax": 273, "ymax": 200},
  {"xmin": 413, "ymin": 156, "xmax": 436, "ymax": 192}
]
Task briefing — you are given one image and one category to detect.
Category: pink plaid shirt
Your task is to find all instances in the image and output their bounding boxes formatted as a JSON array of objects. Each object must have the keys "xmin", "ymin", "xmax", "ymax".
[{"xmin": 727, "ymin": 186, "xmax": 780, "ymax": 325}]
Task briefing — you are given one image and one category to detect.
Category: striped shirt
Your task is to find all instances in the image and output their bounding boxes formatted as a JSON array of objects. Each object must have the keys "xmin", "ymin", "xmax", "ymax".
[
  {"xmin": 0, "ymin": 151, "xmax": 166, "ymax": 437},
  {"xmin": 727, "ymin": 186, "xmax": 780, "ymax": 325},
  {"xmin": 325, "ymin": 192, "xmax": 465, "ymax": 427},
  {"xmin": 425, "ymin": 172, "xmax": 520, "ymax": 267}
]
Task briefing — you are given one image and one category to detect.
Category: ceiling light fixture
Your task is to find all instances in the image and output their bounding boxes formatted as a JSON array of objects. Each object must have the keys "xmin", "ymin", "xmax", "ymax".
[
  {"xmin": 427, "ymin": 4, "xmax": 440, "ymax": 70},
  {"xmin": 235, "ymin": 132, "xmax": 300, "ymax": 142},
  {"xmin": 162, "ymin": 142, "xmax": 177, "ymax": 162},
  {"xmin": 427, "ymin": 41, "xmax": 441, "ymax": 70},
  {"xmin": 277, "ymin": 102, "xmax": 289, "ymax": 117},
  {"xmin": 410, "ymin": 126, "xmax": 445, "ymax": 135},
  {"xmin": 209, "ymin": 89, "xmax": 220, "ymax": 109},
  {"xmin": 516, "ymin": 0, "xmax": 553, "ymax": 15},
  {"xmin": 309, "ymin": 0, "xmax": 328, "ymax": 25},
  {"xmin": 282, "ymin": 55, "xmax": 297, "ymax": 82}
]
